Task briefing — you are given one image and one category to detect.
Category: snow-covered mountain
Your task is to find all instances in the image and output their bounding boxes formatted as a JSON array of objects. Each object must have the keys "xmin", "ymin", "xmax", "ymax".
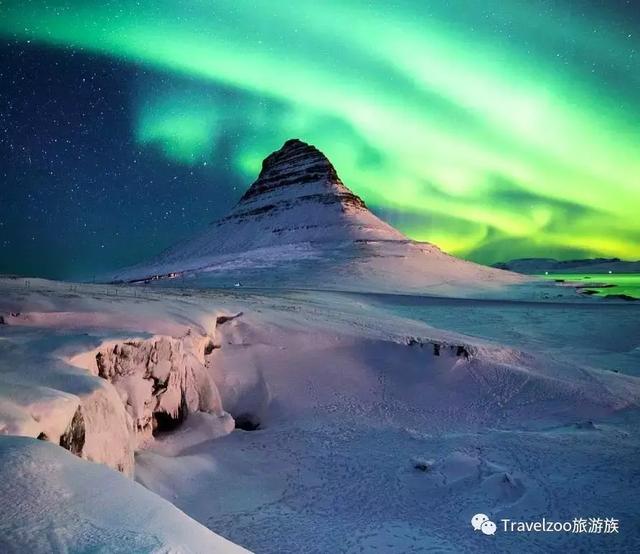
[
  {"xmin": 158, "ymin": 138, "xmax": 408, "ymax": 257},
  {"xmin": 112, "ymin": 139, "xmax": 526, "ymax": 297}
]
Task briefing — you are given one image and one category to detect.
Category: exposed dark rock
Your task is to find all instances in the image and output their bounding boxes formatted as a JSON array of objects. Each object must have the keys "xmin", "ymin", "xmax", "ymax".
[
  {"xmin": 222, "ymin": 191, "xmax": 367, "ymax": 225},
  {"xmin": 604, "ymin": 294, "xmax": 637, "ymax": 301},
  {"xmin": 237, "ymin": 139, "xmax": 368, "ymax": 213},
  {"xmin": 204, "ymin": 341, "xmax": 219, "ymax": 355},
  {"xmin": 456, "ymin": 345, "xmax": 470, "ymax": 358},
  {"xmin": 412, "ymin": 458, "xmax": 433, "ymax": 472},
  {"xmin": 37, "ymin": 432, "xmax": 48, "ymax": 441},
  {"xmin": 493, "ymin": 257, "xmax": 640, "ymax": 274},
  {"xmin": 408, "ymin": 339, "xmax": 471, "ymax": 359},
  {"xmin": 502, "ymin": 472, "xmax": 516, "ymax": 485},
  {"xmin": 575, "ymin": 420, "xmax": 597, "ymax": 430},
  {"xmin": 59, "ymin": 407, "xmax": 85, "ymax": 456},
  {"xmin": 95, "ymin": 351, "xmax": 107, "ymax": 378},
  {"xmin": 216, "ymin": 312, "xmax": 243, "ymax": 326},
  {"xmin": 151, "ymin": 375, "xmax": 168, "ymax": 396}
]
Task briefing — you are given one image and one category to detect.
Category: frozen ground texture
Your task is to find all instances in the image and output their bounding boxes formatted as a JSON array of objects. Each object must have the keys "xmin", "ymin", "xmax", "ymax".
[{"xmin": 1, "ymin": 277, "xmax": 639, "ymax": 552}]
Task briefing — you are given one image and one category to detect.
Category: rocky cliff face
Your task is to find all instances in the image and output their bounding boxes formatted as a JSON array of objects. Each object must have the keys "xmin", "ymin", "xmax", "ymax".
[
  {"xmin": 204, "ymin": 138, "xmax": 405, "ymax": 246},
  {"xmin": 237, "ymin": 138, "xmax": 368, "ymax": 211},
  {"xmin": 91, "ymin": 333, "xmax": 226, "ymax": 448}
]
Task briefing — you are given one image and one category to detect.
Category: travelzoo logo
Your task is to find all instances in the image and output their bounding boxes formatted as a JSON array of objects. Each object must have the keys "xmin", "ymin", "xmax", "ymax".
[{"xmin": 471, "ymin": 513, "xmax": 619, "ymax": 536}]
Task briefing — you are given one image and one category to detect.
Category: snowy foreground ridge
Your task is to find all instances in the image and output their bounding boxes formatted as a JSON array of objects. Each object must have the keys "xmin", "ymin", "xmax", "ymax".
[
  {"xmin": 1, "ymin": 275, "xmax": 639, "ymax": 553},
  {"xmin": 0, "ymin": 436, "xmax": 247, "ymax": 554}
]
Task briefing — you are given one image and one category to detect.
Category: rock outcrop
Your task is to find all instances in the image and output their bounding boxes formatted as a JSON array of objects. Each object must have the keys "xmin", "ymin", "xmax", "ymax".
[
  {"xmin": 237, "ymin": 138, "xmax": 369, "ymax": 211},
  {"xmin": 91, "ymin": 333, "xmax": 224, "ymax": 448},
  {"xmin": 58, "ymin": 406, "xmax": 85, "ymax": 455}
]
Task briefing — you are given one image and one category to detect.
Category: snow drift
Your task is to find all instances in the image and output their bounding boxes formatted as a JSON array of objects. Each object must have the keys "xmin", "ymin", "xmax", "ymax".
[
  {"xmin": 0, "ymin": 335, "xmax": 135, "ymax": 475},
  {"xmin": 0, "ymin": 287, "xmax": 239, "ymax": 474},
  {"xmin": 0, "ymin": 436, "xmax": 248, "ymax": 553}
]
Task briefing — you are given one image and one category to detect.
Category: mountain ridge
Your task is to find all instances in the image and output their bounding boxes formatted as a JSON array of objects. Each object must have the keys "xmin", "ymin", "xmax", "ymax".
[{"xmin": 494, "ymin": 257, "xmax": 640, "ymax": 274}]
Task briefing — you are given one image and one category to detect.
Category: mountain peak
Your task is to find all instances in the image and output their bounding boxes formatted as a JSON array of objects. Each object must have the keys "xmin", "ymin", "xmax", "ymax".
[
  {"xmin": 261, "ymin": 138, "xmax": 329, "ymax": 174},
  {"xmin": 240, "ymin": 138, "xmax": 350, "ymax": 205}
]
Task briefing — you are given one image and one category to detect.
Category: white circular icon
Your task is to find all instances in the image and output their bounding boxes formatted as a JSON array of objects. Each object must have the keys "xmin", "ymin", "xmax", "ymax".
[
  {"xmin": 471, "ymin": 513, "xmax": 489, "ymax": 531},
  {"xmin": 481, "ymin": 520, "xmax": 497, "ymax": 535}
]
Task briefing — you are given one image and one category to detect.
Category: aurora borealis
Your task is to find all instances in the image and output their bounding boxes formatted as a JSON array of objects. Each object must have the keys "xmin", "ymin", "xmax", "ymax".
[{"xmin": 1, "ymin": 1, "xmax": 639, "ymax": 278}]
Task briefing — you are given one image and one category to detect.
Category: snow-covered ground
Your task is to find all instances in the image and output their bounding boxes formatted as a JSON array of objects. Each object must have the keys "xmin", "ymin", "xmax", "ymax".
[
  {"xmin": 1, "ymin": 276, "xmax": 639, "ymax": 552},
  {"xmin": 0, "ymin": 435, "xmax": 248, "ymax": 553}
]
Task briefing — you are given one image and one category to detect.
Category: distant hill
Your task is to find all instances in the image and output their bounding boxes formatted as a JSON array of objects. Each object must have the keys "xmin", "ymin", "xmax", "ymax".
[{"xmin": 493, "ymin": 257, "xmax": 640, "ymax": 274}]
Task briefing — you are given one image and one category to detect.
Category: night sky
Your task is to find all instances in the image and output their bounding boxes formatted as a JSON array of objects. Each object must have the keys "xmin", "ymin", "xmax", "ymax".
[{"xmin": 1, "ymin": 1, "xmax": 639, "ymax": 279}]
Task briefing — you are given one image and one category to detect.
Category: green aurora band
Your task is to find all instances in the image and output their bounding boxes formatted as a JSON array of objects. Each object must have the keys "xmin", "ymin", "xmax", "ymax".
[{"xmin": 2, "ymin": 0, "xmax": 639, "ymax": 262}]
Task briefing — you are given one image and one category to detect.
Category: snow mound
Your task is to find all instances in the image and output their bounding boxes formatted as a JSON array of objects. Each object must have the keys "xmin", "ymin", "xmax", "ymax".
[
  {"xmin": 210, "ymin": 311, "xmax": 640, "ymax": 429},
  {"xmin": 0, "ymin": 436, "xmax": 249, "ymax": 553},
  {"xmin": 0, "ymin": 336, "xmax": 135, "ymax": 475}
]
